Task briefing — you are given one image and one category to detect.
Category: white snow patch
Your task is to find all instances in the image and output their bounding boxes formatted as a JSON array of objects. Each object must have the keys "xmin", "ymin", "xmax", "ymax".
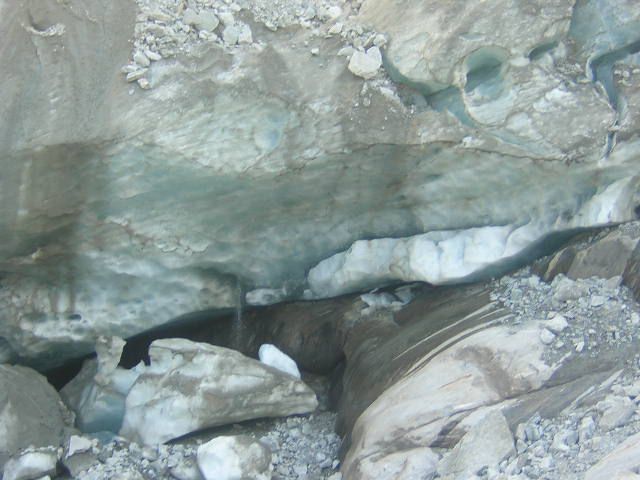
[
  {"xmin": 259, "ymin": 344, "xmax": 301, "ymax": 379},
  {"xmin": 307, "ymin": 176, "xmax": 640, "ymax": 298}
]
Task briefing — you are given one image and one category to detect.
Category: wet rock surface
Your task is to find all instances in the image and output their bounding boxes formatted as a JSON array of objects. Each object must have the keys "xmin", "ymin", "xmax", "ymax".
[{"xmin": 120, "ymin": 338, "xmax": 318, "ymax": 445}]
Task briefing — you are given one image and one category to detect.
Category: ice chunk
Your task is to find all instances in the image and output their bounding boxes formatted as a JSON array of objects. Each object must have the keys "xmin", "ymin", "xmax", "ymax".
[
  {"xmin": 259, "ymin": 344, "xmax": 301, "ymax": 379},
  {"xmin": 61, "ymin": 337, "xmax": 144, "ymax": 433}
]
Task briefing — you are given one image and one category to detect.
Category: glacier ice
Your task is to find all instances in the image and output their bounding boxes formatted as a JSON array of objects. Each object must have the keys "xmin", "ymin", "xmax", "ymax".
[
  {"xmin": 308, "ymin": 177, "xmax": 640, "ymax": 298},
  {"xmin": 61, "ymin": 337, "xmax": 143, "ymax": 434},
  {"xmin": 259, "ymin": 344, "xmax": 301, "ymax": 379}
]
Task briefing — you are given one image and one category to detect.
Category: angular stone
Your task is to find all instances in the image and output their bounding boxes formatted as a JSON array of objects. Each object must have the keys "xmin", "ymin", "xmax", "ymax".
[
  {"xmin": 62, "ymin": 435, "xmax": 98, "ymax": 477},
  {"xmin": 540, "ymin": 328, "xmax": 556, "ymax": 345},
  {"xmin": 2, "ymin": 448, "xmax": 58, "ymax": 480},
  {"xmin": 197, "ymin": 435, "xmax": 272, "ymax": 480},
  {"xmin": 222, "ymin": 25, "xmax": 240, "ymax": 45},
  {"xmin": 120, "ymin": 339, "xmax": 318, "ymax": 445},
  {"xmin": 545, "ymin": 314, "xmax": 569, "ymax": 333},
  {"xmin": 0, "ymin": 365, "xmax": 71, "ymax": 469},
  {"xmin": 598, "ymin": 395, "xmax": 635, "ymax": 431},
  {"xmin": 348, "ymin": 47, "xmax": 382, "ymax": 79}
]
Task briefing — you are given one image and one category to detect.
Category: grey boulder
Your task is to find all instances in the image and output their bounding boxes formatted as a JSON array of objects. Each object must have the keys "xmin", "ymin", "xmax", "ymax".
[
  {"xmin": 120, "ymin": 339, "xmax": 318, "ymax": 445},
  {"xmin": 0, "ymin": 364, "xmax": 72, "ymax": 469}
]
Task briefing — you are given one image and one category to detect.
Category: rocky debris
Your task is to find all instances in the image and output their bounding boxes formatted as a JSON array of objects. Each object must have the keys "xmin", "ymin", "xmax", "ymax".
[
  {"xmin": 2, "ymin": 447, "xmax": 59, "ymax": 480},
  {"xmin": 494, "ymin": 268, "xmax": 640, "ymax": 367},
  {"xmin": 341, "ymin": 222, "xmax": 640, "ymax": 479},
  {"xmin": 72, "ymin": 436, "xmax": 200, "ymax": 480},
  {"xmin": 534, "ymin": 223, "xmax": 640, "ymax": 302},
  {"xmin": 258, "ymin": 343, "xmax": 301, "ymax": 379},
  {"xmin": 260, "ymin": 413, "xmax": 341, "ymax": 479},
  {"xmin": 197, "ymin": 435, "xmax": 272, "ymax": 480},
  {"xmin": 4, "ymin": 411, "xmax": 340, "ymax": 480},
  {"xmin": 120, "ymin": 338, "xmax": 318, "ymax": 445},
  {"xmin": 0, "ymin": 365, "xmax": 72, "ymax": 469},
  {"xmin": 125, "ymin": 0, "xmax": 386, "ymax": 88},
  {"xmin": 61, "ymin": 337, "xmax": 144, "ymax": 433}
]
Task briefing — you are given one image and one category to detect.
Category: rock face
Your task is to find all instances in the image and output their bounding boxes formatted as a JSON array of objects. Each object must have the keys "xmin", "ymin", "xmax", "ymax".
[
  {"xmin": 585, "ymin": 431, "xmax": 640, "ymax": 480},
  {"xmin": 339, "ymin": 232, "xmax": 640, "ymax": 479},
  {"xmin": 0, "ymin": 364, "xmax": 72, "ymax": 469},
  {"xmin": 1, "ymin": 0, "xmax": 639, "ymax": 366},
  {"xmin": 437, "ymin": 410, "xmax": 515, "ymax": 478},
  {"xmin": 119, "ymin": 338, "xmax": 318, "ymax": 445}
]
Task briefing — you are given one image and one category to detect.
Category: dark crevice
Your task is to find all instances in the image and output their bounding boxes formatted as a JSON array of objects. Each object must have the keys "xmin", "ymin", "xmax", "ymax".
[
  {"xmin": 464, "ymin": 63, "xmax": 502, "ymax": 93},
  {"xmin": 424, "ymin": 87, "xmax": 476, "ymax": 127},
  {"xmin": 119, "ymin": 308, "xmax": 236, "ymax": 368},
  {"xmin": 45, "ymin": 354, "xmax": 92, "ymax": 390},
  {"xmin": 589, "ymin": 39, "xmax": 640, "ymax": 159},
  {"xmin": 528, "ymin": 42, "xmax": 559, "ymax": 61},
  {"xmin": 590, "ymin": 39, "xmax": 640, "ymax": 110}
]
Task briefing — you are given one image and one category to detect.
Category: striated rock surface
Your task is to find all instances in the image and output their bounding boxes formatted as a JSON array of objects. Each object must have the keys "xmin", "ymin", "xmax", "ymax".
[
  {"xmin": 119, "ymin": 338, "xmax": 318, "ymax": 445},
  {"xmin": 339, "ymin": 228, "xmax": 640, "ymax": 479},
  {"xmin": 437, "ymin": 410, "xmax": 515, "ymax": 478},
  {"xmin": 1, "ymin": 0, "xmax": 639, "ymax": 367},
  {"xmin": 585, "ymin": 431, "xmax": 640, "ymax": 480}
]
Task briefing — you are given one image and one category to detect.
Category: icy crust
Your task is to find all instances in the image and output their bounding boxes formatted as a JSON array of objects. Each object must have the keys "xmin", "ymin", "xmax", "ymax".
[{"xmin": 307, "ymin": 176, "xmax": 640, "ymax": 298}]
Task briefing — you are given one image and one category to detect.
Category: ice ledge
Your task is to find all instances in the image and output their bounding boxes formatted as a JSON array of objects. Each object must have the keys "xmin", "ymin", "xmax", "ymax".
[{"xmin": 307, "ymin": 177, "xmax": 640, "ymax": 298}]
